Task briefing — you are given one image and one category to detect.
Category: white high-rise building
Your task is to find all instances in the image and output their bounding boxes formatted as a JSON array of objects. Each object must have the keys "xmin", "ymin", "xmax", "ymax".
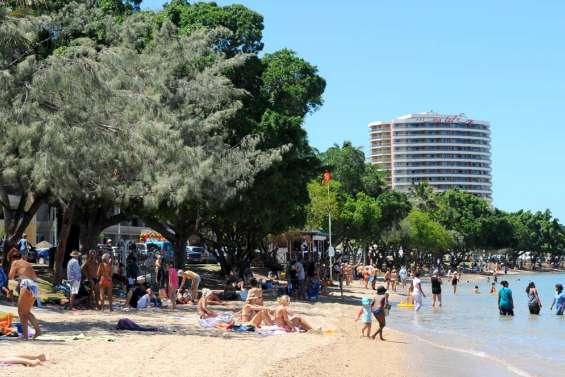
[{"xmin": 369, "ymin": 112, "xmax": 492, "ymax": 199}]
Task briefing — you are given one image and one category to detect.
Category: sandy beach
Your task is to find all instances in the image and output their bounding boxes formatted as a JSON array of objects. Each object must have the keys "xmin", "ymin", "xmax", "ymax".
[
  {"xmin": 0, "ymin": 283, "xmax": 404, "ymax": 377},
  {"xmin": 0, "ymin": 279, "xmax": 530, "ymax": 377}
]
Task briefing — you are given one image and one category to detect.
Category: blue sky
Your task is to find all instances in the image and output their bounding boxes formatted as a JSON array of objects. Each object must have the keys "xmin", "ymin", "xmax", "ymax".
[{"xmin": 144, "ymin": 0, "xmax": 565, "ymax": 220}]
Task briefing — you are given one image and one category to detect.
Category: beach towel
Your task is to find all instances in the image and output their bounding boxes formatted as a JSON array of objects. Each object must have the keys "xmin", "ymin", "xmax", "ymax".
[
  {"xmin": 116, "ymin": 318, "xmax": 158, "ymax": 332},
  {"xmin": 198, "ymin": 313, "xmax": 234, "ymax": 328},
  {"xmin": 231, "ymin": 324, "xmax": 254, "ymax": 333},
  {"xmin": 255, "ymin": 325, "xmax": 289, "ymax": 336}
]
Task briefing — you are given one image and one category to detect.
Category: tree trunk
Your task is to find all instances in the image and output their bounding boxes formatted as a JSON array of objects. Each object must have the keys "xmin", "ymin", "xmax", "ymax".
[
  {"xmin": 78, "ymin": 219, "xmax": 105, "ymax": 252},
  {"xmin": 54, "ymin": 200, "xmax": 76, "ymax": 284},
  {"xmin": 0, "ymin": 189, "xmax": 44, "ymax": 269},
  {"xmin": 173, "ymin": 234, "xmax": 187, "ymax": 268}
]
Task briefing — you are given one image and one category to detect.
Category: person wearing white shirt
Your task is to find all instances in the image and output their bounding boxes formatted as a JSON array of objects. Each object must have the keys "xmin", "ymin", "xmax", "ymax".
[
  {"xmin": 412, "ymin": 271, "xmax": 426, "ymax": 312},
  {"xmin": 67, "ymin": 250, "xmax": 82, "ymax": 311}
]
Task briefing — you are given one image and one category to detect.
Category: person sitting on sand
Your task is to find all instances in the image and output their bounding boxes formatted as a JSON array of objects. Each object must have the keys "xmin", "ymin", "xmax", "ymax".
[
  {"xmin": 8, "ymin": 249, "xmax": 41, "ymax": 340},
  {"xmin": 247, "ymin": 278, "xmax": 263, "ymax": 304},
  {"xmin": 126, "ymin": 283, "xmax": 148, "ymax": 309},
  {"xmin": 273, "ymin": 295, "xmax": 312, "ymax": 332},
  {"xmin": 0, "ymin": 353, "xmax": 46, "ymax": 367},
  {"xmin": 198, "ymin": 288, "xmax": 217, "ymax": 318},
  {"xmin": 136, "ymin": 287, "xmax": 159, "ymax": 309},
  {"xmin": 197, "ymin": 288, "xmax": 226, "ymax": 318},
  {"xmin": 371, "ymin": 286, "xmax": 389, "ymax": 341},
  {"xmin": 239, "ymin": 279, "xmax": 266, "ymax": 321}
]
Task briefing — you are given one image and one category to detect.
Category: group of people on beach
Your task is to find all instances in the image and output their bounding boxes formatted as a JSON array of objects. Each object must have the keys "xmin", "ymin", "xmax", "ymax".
[
  {"xmin": 355, "ymin": 264, "xmax": 404, "ymax": 292},
  {"xmin": 199, "ymin": 277, "xmax": 312, "ymax": 332}
]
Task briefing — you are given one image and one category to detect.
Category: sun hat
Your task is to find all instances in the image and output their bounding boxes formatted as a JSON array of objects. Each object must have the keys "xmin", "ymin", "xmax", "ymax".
[
  {"xmin": 177, "ymin": 270, "xmax": 184, "ymax": 276},
  {"xmin": 376, "ymin": 286, "xmax": 387, "ymax": 295},
  {"xmin": 70, "ymin": 250, "xmax": 80, "ymax": 257}
]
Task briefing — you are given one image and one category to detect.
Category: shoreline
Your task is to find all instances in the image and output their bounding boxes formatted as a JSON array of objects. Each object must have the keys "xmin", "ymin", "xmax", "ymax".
[{"xmin": 2, "ymin": 276, "xmax": 560, "ymax": 377}]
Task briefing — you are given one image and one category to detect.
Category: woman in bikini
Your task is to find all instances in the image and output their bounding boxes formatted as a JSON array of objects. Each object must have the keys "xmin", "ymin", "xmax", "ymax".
[
  {"xmin": 371, "ymin": 286, "xmax": 389, "ymax": 341},
  {"xmin": 274, "ymin": 295, "xmax": 312, "ymax": 332},
  {"xmin": 8, "ymin": 249, "xmax": 41, "ymax": 339},
  {"xmin": 97, "ymin": 253, "xmax": 113, "ymax": 311},
  {"xmin": 239, "ymin": 279, "xmax": 272, "ymax": 325}
]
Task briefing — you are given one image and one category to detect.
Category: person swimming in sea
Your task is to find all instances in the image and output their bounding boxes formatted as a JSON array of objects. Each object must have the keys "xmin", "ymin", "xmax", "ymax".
[
  {"xmin": 473, "ymin": 285, "xmax": 480, "ymax": 294},
  {"xmin": 489, "ymin": 282, "xmax": 496, "ymax": 294}
]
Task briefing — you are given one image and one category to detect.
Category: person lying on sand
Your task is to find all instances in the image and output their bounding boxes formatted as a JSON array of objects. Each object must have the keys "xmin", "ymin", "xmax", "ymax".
[
  {"xmin": 274, "ymin": 295, "xmax": 312, "ymax": 332},
  {"xmin": 0, "ymin": 353, "xmax": 47, "ymax": 367},
  {"xmin": 8, "ymin": 249, "xmax": 41, "ymax": 340},
  {"xmin": 177, "ymin": 288, "xmax": 191, "ymax": 304}
]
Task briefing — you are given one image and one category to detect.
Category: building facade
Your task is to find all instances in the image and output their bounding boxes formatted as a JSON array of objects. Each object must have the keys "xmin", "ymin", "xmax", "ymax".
[{"xmin": 369, "ymin": 112, "xmax": 492, "ymax": 199}]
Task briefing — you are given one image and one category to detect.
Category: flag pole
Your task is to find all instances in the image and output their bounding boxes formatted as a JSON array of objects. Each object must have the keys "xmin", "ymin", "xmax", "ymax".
[{"xmin": 328, "ymin": 181, "xmax": 333, "ymax": 282}]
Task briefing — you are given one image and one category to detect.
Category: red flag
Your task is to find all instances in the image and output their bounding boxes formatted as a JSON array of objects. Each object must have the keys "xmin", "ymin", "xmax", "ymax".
[{"xmin": 322, "ymin": 171, "xmax": 332, "ymax": 184}]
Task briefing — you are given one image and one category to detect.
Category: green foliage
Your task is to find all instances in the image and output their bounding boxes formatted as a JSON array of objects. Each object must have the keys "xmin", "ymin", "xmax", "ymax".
[
  {"xmin": 377, "ymin": 191, "xmax": 412, "ymax": 230},
  {"xmin": 432, "ymin": 189, "xmax": 492, "ymax": 250},
  {"xmin": 401, "ymin": 210, "xmax": 452, "ymax": 255},
  {"xmin": 306, "ymin": 180, "xmax": 344, "ymax": 234},
  {"xmin": 261, "ymin": 49, "xmax": 326, "ymax": 117},
  {"xmin": 342, "ymin": 192, "xmax": 381, "ymax": 246},
  {"xmin": 162, "ymin": 1, "xmax": 264, "ymax": 55},
  {"xmin": 320, "ymin": 141, "xmax": 366, "ymax": 197}
]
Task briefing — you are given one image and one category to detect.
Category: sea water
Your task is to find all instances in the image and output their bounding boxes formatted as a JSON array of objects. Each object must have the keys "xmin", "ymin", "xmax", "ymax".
[{"xmin": 387, "ymin": 273, "xmax": 565, "ymax": 377}]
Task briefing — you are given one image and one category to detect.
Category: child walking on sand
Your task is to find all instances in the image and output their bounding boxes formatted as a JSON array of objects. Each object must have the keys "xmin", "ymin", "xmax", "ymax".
[{"xmin": 355, "ymin": 297, "xmax": 373, "ymax": 338}]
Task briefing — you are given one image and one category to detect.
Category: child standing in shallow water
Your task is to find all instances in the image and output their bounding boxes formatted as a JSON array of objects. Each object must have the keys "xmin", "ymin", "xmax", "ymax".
[{"xmin": 355, "ymin": 297, "xmax": 373, "ymax": 338}]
